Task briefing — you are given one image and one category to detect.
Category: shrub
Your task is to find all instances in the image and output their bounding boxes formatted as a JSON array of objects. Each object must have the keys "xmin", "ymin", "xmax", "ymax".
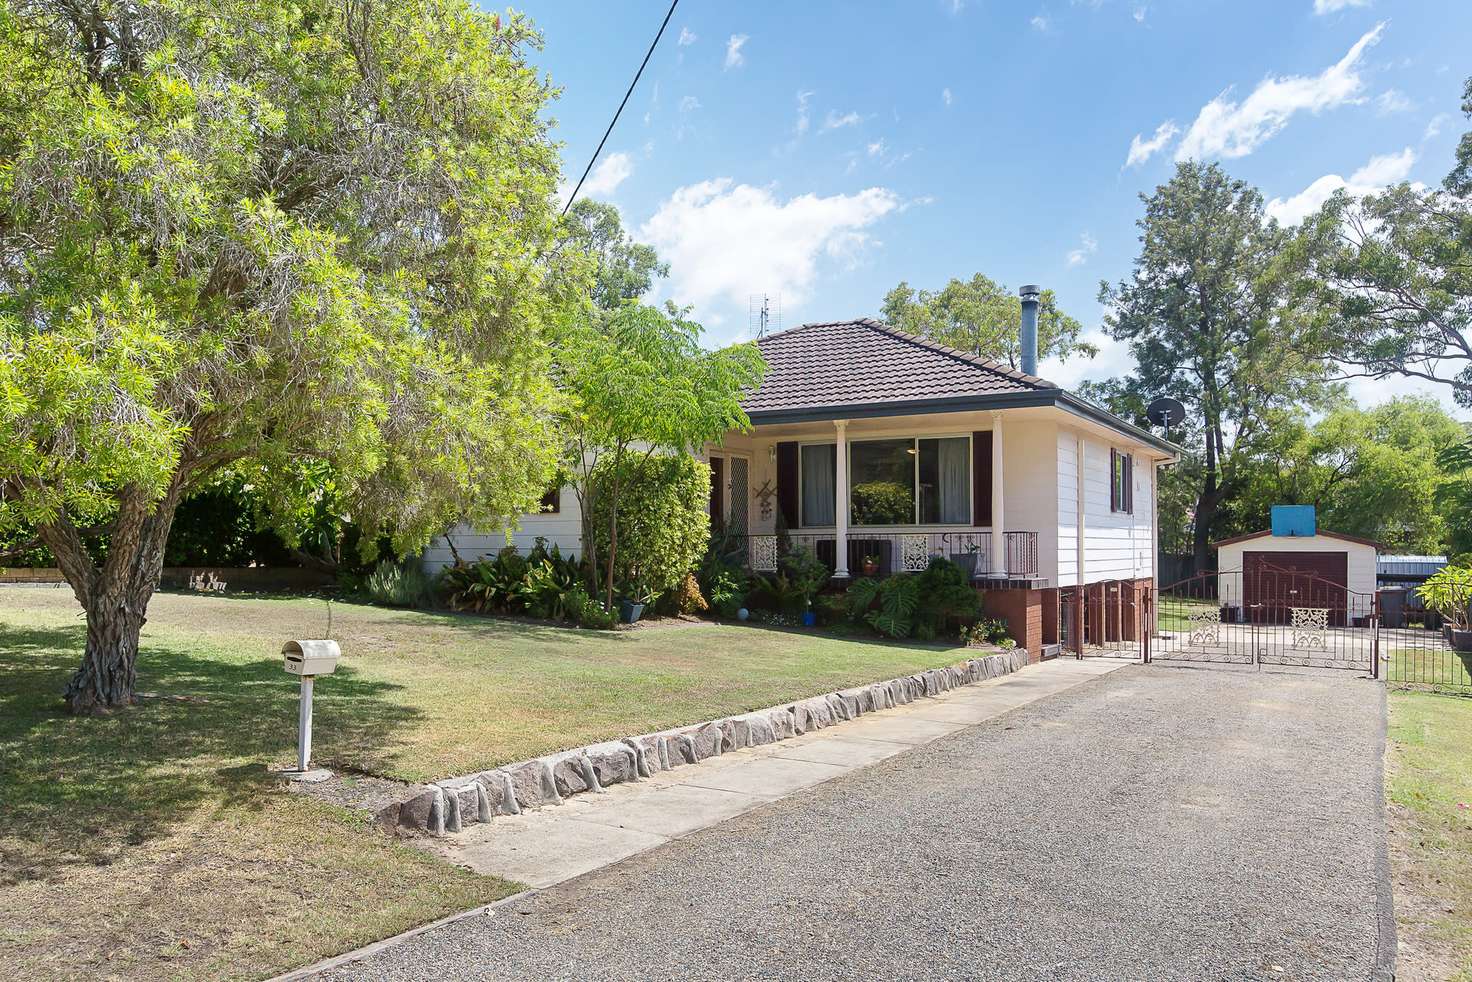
[
  {"xmin": 365, "ymin": 558, "xmax": 433, "ymax": 608},
  {"xmin": 913, "ymin": 557, "xmax": 981, "ymax": 640},
  {"xmin": 960, "ymin": 617, "xmax": 1013, "ymax": 648},
  {"xmin": 566, "ymin": 584, "xmax": 616, "ymax": 629},
  {"xmin": 587, "ymin": 453, "xmax": 710, "ymax": 604},
  {"xmin": 704, "ymin": 567, "xmax": 748, "ymax": 619},
  {"xmin": 676, "ymin": 573, "xmax": 710, "ymax": 614},
  {"xmin": 441, "ymin": 538, "xmax": 585, "ymax": 621},
  {"xmin": 1420, "ymin": 564, "xmax": 1472, "ymax": 628}
]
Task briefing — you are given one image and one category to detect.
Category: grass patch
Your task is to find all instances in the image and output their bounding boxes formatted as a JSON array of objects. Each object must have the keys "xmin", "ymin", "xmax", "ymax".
[
  {"xmin": 1155, "ymin": 596, "xmax": 1219, "ymax": 634},
  {"xmin": 1, "ymin": 588, "xmax": 971, "ymax": 979},
  {"xmin": 1386, "ymin": 689, "xmax": 1472, "ymax": 981},
  {"xmin": 1387, "ymin": 644, "xmax": 1472, "ymax": 692}
]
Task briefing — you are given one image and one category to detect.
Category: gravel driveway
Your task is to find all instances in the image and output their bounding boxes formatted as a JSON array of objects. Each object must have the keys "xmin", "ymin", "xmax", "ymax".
[{"xmin": 326, "ymin": 665, "xmax": 1393, "ymax": 981}]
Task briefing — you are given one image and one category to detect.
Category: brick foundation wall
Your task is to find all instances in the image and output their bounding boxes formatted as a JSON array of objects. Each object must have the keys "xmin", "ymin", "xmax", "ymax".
[{"xmin": 982, "ymin": 588, "xmax": 1044, "ymax": 663}]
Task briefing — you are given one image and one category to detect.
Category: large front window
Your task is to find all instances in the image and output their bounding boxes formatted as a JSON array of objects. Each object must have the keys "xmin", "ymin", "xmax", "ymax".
[{"xmin": 798, "ymin": 436, "xmax": 971, "ymax": 527}]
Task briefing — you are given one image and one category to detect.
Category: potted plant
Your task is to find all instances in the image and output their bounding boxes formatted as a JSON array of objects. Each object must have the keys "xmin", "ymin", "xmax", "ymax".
[
  {"xmin": 619, "ymin": 575, "xmax": 656, "ymax": 624},
  {"xmin": 948, "ymin": 542, "xmax": 981, "ymax": 578},
  {"xmin": 860, "ymin": 554, "xmax": 880, "ymax": 577},
  {"xmin": 780, "ymin": 546, "xmax": 830, "ymax": 627},
  {"xmin": 1419, "ymin": 565, "xmax": 1472, "ymax": 653}
]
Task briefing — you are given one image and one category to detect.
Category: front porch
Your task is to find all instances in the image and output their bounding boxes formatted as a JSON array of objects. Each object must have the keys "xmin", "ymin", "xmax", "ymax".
[{"xmin": 739, "ymin": 529, "xmax": 1041, "ymax": 581}]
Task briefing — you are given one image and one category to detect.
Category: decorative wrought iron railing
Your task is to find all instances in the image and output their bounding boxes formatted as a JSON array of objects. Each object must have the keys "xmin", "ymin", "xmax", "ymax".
[{"xmin": 739, "ymin": 530, "xmax": 1040, "ymax": 579}]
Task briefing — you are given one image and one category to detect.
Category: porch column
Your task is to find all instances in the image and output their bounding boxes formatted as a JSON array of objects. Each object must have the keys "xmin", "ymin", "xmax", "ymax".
[
  {"xmin": 990, "ymin": 412, "xmax": 1005, "ymax": 576},
  {"xmin": 834, "ymin": 419, "xmax": 850, "ymax": 578}
]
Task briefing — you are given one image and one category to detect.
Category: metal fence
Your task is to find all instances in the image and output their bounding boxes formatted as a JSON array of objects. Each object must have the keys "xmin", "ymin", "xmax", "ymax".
[{"xmin": 739, "ymin": 531, "xmax": 1040, "ymax": 579}]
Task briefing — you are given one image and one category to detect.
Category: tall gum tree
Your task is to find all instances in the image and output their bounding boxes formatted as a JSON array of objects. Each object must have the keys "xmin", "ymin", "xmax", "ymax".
[
  {"xmin": 0, "ymin": 1, "xmax": 571, "ymax": 712},
  {"xmin": 1099, "ymin": 161, "xmax": 1325, "ymax": 573}
]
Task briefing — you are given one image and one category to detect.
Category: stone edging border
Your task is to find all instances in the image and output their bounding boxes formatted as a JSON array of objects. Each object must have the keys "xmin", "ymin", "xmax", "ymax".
[{"xmin": 378, "ymin": 647, "xmax": 1029, "ymax": 836}]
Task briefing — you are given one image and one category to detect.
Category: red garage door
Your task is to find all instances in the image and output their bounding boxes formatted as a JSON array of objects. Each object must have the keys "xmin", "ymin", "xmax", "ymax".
[{"xmin": 1244, "ymin": 551, "xmax": 1349, "ymax": 625}]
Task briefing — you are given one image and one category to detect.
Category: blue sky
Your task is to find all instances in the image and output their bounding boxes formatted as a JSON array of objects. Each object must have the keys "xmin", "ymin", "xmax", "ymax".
[{"xmin": 505, "ymin": 0, "xmax": 1470, "ymax": 413}]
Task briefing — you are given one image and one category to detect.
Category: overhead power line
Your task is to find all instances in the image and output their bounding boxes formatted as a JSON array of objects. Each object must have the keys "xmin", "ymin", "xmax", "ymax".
[{"xmin": 561, "ymin": 0, "xmax": 679, "ymax": 216}]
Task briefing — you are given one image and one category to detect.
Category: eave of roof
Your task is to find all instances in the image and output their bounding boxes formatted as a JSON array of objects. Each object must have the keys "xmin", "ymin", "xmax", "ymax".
[{"xmin": 1210, "ymin": 528, "xmax": 1385, "ymax": 550}]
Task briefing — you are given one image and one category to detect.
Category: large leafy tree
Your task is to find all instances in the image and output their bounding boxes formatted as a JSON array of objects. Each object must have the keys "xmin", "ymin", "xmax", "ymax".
[
  {"xmin": 1100, "ymin": 161, "xmax": 1326, "ymax": 573},
  {"xmin": 881, "ymin": 273, "xmax": 1096, "ymax": 370},
  {"xmin": 1293, "ymin": 76, "xmax": 1472, "ymax": 408},
  {"xmin": 557, "ymin": 304, "xmax": 764, "ymax": 612},
  {"xmin": 564, "ymin": 198, "xmax": 668, "ymax": 310},
  {"xmin": 0, "ymin": 0, "xmax": 569, "ymax": 712},
  {"xmin": 1225, "ymin": 397, "xmax": 1468, "ymax": 554}
]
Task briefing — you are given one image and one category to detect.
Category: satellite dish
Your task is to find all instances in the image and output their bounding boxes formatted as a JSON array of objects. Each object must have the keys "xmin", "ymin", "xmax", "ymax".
[{"xmin": 1147, "ymin": 396, "xmax": 1186, "ymax": 429}]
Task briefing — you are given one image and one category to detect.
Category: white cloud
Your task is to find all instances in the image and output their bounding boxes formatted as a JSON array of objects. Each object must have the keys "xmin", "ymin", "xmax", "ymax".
[
  {"xmin": 794, "ymin": 90, "xmax": 814, "ymax": 135},
  {"xmin": 640, "ymin": 180, "xmax": 900, "ymax": 309},
  {"xmin": 1125, "ymin": 120, "xmax": 1179, "ymax": 167},
  {"xmin": 1176, "ymin": 23, "xmax": 1384, "ymax": 161},
  {"xmin": 1265, "ymin": 146, "xmax": 1416, "ymax": 225},
  {"xmin": 679, "ymin": 95, "xmax": 701, "ymax": 113},
  {"xmin": 1066, "ymin": 232, "xmax": 1099, "ymax": 267},
  {"xmin": 867, "ymin": 139, "xmax": 888, "ymax": 158},
  {"xmin": 820, "ymin": 110, "xmax": 863, "ymax": 132},
  {"xmin": 1030, "ymin": 14, "xmax": 1050, "ymax": 31},
  {"xmin": 678, "ymin": 26, "xmax": 697, "ymax": 46},
  {"xmin": 1424, "ymin": 113, "xmax": 1450, "ymax": 140},
  {"xmin": 578, "ymin": 152, "xmax": 634, "ymax": 199},
  {"xmin": 942, "ymin": 87, "xmax": 953, "ymax": 106},
  {"xmin": 1313, "ymin": 0, "xmax": 1370, "ymax": 13},
  {"xmin": 1132, "ymin": 5, "xmax": 1147, "ymax": 22},
  {"xmin": 947, "ymin": 0, "xmax": 965, "ymax": 12},
  {"xmin": 724, "ymin": 34, "xmax": 748, "ymax": 70},
  {"xmin": 1374, "ymin": 89, "xmax": 1414, "ymax": 115}
]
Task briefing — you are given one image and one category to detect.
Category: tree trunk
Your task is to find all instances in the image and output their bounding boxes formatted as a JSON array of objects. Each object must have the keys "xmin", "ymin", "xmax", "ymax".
[
  {"xmin": 43, "ymin": 482, "xmax": 184, "ymax": 714},
  {"xmin": 1192, "ymin": 426, "xmax": 1222, "ymax": 575},
  {"xmin": 68, "ymin": 601, "xmax": 147, "ymax": 712}
]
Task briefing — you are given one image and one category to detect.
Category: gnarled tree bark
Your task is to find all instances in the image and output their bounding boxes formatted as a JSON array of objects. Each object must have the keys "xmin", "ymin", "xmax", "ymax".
[{"xmin": 40, "ymin": 479, "xmax": 185, "ymax": 714}]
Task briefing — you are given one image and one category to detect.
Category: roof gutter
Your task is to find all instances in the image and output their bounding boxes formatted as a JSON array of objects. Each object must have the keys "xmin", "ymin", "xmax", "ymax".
[{"xmin": 744, "ymin": 389, "xmax": 1181, "ymax": 458}]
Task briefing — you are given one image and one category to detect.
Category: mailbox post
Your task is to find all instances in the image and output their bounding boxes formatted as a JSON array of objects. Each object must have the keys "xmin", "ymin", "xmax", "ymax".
[{"xmin": 281, "ymin": 640, "xmax": 340, "ymax": 778}]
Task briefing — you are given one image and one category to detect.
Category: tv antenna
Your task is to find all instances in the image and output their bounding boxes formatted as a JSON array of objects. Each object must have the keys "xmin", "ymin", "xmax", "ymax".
[{"xmin": 749, "ymin": 294, "xmax": 781, "ymax": 338}]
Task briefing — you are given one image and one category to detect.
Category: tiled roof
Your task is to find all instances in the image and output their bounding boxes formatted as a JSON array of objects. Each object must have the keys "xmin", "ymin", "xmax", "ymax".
[{"xmin": 742, "ymin": 318, "xmax": 1053, "ymax": 416}]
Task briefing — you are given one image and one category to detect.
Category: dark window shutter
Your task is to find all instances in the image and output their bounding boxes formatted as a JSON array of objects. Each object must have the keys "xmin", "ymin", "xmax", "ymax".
[
  {"xmin": 708, "ymin": 456, "xmax": 724, "ymax": 527},
  {"xmin": 1126, "ymin": 454, "xmax": 1134, "ymax": 514},
  {"xmin": 776, "ymin": 442, "xmax": 799, "ymax": 529},
  {"xmin": 973, "ymin": 431, "xmax": 992, "ymax": 527}
]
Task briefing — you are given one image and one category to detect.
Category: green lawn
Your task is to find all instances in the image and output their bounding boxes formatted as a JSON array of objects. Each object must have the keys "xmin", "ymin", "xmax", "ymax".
[
  {"xmin": 0, "ymin": 588, "xmax": 971, "ymax": 980},
  {"xmin": 1386, "ymin": 689, "xmax": 1472, "ymax": 981},
  {"xmin": 1155, "ymin": 596, "xmax": 1219, "ymax": 634}
]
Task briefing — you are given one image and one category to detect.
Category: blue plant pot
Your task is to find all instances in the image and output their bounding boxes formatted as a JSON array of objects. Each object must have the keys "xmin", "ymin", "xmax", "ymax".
[
  {"xmin": 736, "ymin": 607, "xmax": 750, "ymax": 621},
  {"xmin": 619, "ymin": 600, "xmax": 645, "ymax": 624},
  {"xmin": 801, "ymin": 610, "xmax": 817, "ymax": 627}
]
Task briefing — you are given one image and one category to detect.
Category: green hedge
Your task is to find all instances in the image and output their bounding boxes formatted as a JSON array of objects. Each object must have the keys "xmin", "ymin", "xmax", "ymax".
[{"xmin": 587, "ymin": 454, "xmax": 710, "ymax": 602}]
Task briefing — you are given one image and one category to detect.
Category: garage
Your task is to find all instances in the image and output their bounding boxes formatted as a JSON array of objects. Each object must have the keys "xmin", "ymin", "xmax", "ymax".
[{"xmin": 1214, "ymin": 506, "xmax": 1380, "ymax": 627}]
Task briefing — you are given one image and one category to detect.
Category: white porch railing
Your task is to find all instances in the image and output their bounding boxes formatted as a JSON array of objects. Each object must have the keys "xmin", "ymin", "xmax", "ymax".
[{"xmin": 741, "ymin": 531, "xmax": 1039, "ymax": 579}]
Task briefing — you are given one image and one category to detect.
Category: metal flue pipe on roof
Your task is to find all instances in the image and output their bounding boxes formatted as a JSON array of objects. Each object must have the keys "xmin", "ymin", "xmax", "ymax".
[{"xmin": 1019, "ymin": 284, "xmax": 1041, "ymax": 377}]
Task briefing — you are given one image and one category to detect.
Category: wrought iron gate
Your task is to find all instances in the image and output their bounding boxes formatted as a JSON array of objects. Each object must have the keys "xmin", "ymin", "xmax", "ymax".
[{"xmin": 1150, "ymin": 565, "xmax": 1377, "ymax": 674}]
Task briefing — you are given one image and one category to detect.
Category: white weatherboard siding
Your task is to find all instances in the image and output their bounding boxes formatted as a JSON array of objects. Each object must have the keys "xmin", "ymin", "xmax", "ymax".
[
  {"xmin": 1002, "ymin": 418, "xmax": 1061, "ymax": 586},
  {"xmin": 421, "ymin": 487, "xmax": 583, "ymax": 573},
  {"xmin": 1056, "ymin": 430, "xmax": 1078, "ymax": 586},
  {"xmin": 1056, "ymin": 430, "xmax": 1155, "ymax": 586},
  {"xmin": 1216, "ymin": 534, "xmax": 1378, "ymax": 607}
]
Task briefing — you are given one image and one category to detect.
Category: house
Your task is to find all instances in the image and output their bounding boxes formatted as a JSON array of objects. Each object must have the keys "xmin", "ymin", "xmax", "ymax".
[
  {"xmin": 1211, "ymin": 505, "xmax": 1380, "ymax": 626},
  {"xmin": 424, "ymin": 286, "xmax": 1179, "ymax": 657}
]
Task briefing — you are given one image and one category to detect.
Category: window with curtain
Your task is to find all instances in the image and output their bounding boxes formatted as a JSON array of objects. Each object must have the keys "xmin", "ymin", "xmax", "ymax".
[
  {"xmin": 800, "ymin": 444, "xmax": 836, "ymax": 527},
  {"xmin": 850, "ymin": 438, "xmax": 916, "ymax": 525},
  {"xmin": 919, "ymin": 437, "xmax": 970, "ymax": 524}
]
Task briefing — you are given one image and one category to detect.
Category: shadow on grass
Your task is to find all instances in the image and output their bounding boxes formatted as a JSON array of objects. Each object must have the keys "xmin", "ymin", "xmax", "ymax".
[{"xmin": 0, "ymin": 623, "xmax": 420, "ymax": 885}]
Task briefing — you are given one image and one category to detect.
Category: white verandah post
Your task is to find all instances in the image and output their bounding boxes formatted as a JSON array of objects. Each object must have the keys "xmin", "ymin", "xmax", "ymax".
[
  {"xmin": 834, "ymin": 419, "xmax": 850, "ymax": 578},
  {"xmin": 990, "ymin": 412, "xmax": 1005, "ymax": 576}
]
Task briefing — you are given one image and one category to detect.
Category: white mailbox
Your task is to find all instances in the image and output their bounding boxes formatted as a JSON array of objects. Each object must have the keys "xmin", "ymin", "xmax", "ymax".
[
  {"xmin": 282, "ymin": 639, "xmax": 340, "ymax": 676},
  {"xmin": 281, "ymin": 639, "xmax": 340, "ymax": 778}
]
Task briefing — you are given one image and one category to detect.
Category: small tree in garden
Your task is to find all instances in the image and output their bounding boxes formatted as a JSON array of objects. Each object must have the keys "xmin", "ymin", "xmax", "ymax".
[
  {"xmin": 0, "ymin": 1, "xmax": 567, "ymax": 712},
  {"xmin": 558, "ymin": 304, "xmax": 765, "ymax": 613},
  {"xmin": 586, "ymin": 454, "xmax": 710, "ymax": 605}
]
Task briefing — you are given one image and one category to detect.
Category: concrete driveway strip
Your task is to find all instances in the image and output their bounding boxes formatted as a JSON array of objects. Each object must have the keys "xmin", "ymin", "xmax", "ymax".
[{"xmin": 323, "ymin": 664, "xmax": 1391, "ymax": 981}]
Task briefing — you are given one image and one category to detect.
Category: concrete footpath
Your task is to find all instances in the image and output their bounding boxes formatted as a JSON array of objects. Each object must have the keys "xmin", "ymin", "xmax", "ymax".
[{"xmin": 427, "ymin": 656, "xmax": 1128, "ymax": 889}]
